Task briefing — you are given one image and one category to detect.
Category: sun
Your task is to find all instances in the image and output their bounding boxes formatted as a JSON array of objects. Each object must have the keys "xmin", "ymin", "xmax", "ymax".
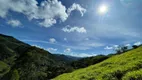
[{"xmin": 98, "ymin": 5, "xmax": 108, "ymax": 14}]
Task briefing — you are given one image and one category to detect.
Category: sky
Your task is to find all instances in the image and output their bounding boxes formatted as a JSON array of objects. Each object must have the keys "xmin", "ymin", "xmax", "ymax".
[{"xmin": 0, "ymin": 0, "xmax": 142, "ymax": 57}]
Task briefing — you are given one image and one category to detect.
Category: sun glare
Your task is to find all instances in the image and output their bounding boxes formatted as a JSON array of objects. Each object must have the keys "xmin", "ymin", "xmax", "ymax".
[{"xmin": 98, "ymin": 5, "xmax": 108, "ymax": 14}]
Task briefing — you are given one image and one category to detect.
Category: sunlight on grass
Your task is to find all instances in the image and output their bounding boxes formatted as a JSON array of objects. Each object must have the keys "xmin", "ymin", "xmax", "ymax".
[{"xmin": 54, "ymin": 46, "xmax": 142, "ymax": 80}]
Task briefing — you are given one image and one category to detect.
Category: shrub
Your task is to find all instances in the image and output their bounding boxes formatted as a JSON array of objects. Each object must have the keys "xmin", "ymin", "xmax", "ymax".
[
  {"xmin": 122, "ymin": 69, "xmax": 142, "ymax": 80},
  {"xmin": 132, "ymin": 45, "xmax": 139, "ymax": 49}
]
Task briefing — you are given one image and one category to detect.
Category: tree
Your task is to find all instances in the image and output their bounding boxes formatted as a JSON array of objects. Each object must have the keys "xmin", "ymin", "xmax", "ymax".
[
  {"xmin": 132, "ymin": 45, "xmax": 139, "ymax": 49},
  {"xmin": 115, "ymin": 45, "xmax": 128, "ymax": 54}
]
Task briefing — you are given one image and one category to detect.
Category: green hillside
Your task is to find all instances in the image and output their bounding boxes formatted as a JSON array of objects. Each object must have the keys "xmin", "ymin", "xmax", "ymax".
[
  {"xmin": 0, "ymin": 34, "xmax": 74, "ymax": 80},
  {"xmin": 54, "ymin": 46, "xmax": 142, "ymax": 80}
]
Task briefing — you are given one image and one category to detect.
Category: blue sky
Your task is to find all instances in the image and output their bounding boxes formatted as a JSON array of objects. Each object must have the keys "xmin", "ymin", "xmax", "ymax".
[{"xmin": 0, "ymin": 0, "xmax": 141, "ymax": 57}]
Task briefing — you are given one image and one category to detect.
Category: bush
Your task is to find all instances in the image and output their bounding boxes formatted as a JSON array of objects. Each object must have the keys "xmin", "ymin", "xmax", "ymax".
[
  {"xmin": 115, "ymin": 45, "xmax": 128, "ymax": 54},
  {"xmin": 132, "ymin": 45, "xmax": 139, "ymax": 49},
  {"xmin": 122, "ymin": 69, "xmax": 142, "ymax": 80}
]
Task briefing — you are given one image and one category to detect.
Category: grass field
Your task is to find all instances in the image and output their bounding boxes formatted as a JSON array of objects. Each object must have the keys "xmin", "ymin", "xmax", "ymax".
[{"xmin": 53, "ymin": 46, "xmax": 142, "ymax": 80}]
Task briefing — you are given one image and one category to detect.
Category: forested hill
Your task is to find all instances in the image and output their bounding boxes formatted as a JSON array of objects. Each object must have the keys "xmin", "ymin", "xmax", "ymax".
[{"xmin": 0, "ymin": 34, "xmax": 74, "ymax": 80}]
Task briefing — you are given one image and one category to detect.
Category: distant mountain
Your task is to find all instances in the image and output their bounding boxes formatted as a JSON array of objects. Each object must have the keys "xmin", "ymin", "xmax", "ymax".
[
  {"xmin": 71, "ymin": 55, "xmax": 110, "ymax": 69},
  {"xmin": 54, "ymin": 46, "xmax": 142, "ymax": 80},
  {"xmin": 54, "ymin": 54, "xmax": 81, "ymax": 62},
  {"xmin": 0, "ymin": 34, "xmax": 73, "ymax": 80}
]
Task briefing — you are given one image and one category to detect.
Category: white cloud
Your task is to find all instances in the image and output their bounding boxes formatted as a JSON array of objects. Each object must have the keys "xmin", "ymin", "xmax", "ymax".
[
  {"xmin": 68, "ymin": 53, "xmax": 97, "ymax": 57},
  {"xmin": 62, "ymin": 25, "xmax": 87, "ymax": 33},
  {"xmin": 64, "ymin": 48, "xmax": 71, "ymax": 53},
  {"xmin": 49, "ymin": 38, "xmax": 56, "ymax": 43},
  {"xmin": 3, "ymin": 0, "xmax": 67, "ymax": 28},
  {"xmin": 104, "ymin": 46, "xmax": 113, "ymax": 50},
  {"xmin": 0, "ymin": 0, "xmax": 86, "ymax": 28},
  {"xmin": 47, "ymin": 48, "xmax": 57, "ymax": 52},
  {"xmin": 134, "ymin": 42, "xmax": 141, "ymax": 46},
  {"xmin": 104, "ymin": 45, "xmax": 120, "ymax": 50},
  {"xmin": 0, "ymin": 0, "xmax": 38, "ymax": 18},
  {"xmin": 67, "ymin": 3, "xmax": 86, "ymax": 16},
  {"xmin": 63, "ymin": 47, "xmax": 97, "ymax": 57},
  {"xmin": 36, "ymin": 0, "xmax": 68, "ymax": 27},
  {"xmin": 32, "ymin": 44, "xmax": 43, "ymax": 49},
  {"xmin": 125, "ymin": 44, "xmax": 131, "ymax": 47},
  {"xmin": 7, "ymin": 19, "xmax": 22, "ymax": 27},
  {"xmin": 39, "ymin": 19, "xmax": 56, "ymax": 28},
  {"xmin": 113, "ymin": 45, "xmax": 119, "ymax": 48}
]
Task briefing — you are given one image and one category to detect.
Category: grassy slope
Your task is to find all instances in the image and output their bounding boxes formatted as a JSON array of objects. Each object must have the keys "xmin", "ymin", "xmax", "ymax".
[{"xmin": 54, "ymin": 46, "xmax": 142, "ymax": 80}]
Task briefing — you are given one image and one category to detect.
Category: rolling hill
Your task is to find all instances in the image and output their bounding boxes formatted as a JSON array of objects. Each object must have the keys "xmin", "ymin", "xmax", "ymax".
[
  {"xmin": 0, "ymin": 34, "xmax": 74, "ymax": 80},
  {"xmin": 54, "ymin": 46, "xmax": 142, "ymax": 80}
]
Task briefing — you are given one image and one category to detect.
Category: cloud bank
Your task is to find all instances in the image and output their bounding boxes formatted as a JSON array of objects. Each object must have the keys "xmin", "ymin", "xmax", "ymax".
[
  {"xmin": 0, "ymin": 0, "xmax": 86, "ymax": 28},
  {"xmin": 134, "ymin": 42, "xmax": 141, "ymax": 46},
  {"xmin": 68, "ymin": 53, "xmax": 97, "ymax": 57}
]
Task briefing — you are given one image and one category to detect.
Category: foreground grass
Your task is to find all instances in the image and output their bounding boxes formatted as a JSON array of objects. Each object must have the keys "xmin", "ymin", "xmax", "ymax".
[
  {"xmin": 122, "ymin": 69, "xmax": 142, "ymax": 80},
  {"xmin": 54, "ymin": 46, "xmax": 142, "ymax": 80}
]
